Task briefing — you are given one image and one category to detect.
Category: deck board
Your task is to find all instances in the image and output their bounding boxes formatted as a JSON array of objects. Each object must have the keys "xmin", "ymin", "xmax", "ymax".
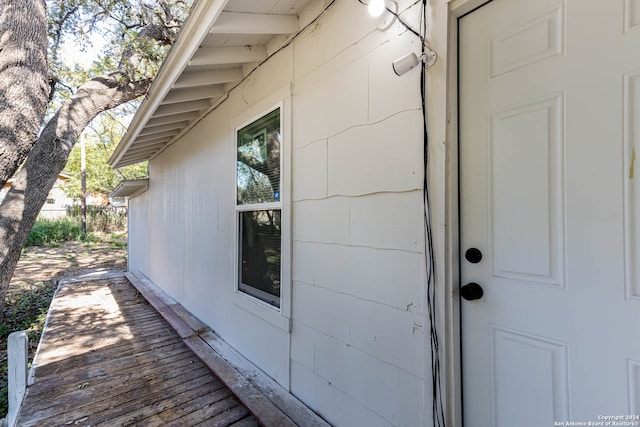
[{"xmin": 15, "ymin": 276, "xmax": 259, "ymax": 427}]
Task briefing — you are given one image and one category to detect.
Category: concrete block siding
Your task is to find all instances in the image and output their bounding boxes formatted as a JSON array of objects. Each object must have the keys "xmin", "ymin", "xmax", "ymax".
[{"xmin": 128, "ymin": 1, "xmax": 428, "ymax": 425}]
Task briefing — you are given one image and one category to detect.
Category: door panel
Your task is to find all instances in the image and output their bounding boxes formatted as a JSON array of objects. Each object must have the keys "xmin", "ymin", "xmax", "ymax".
[
  {"xmin": 460, "ymin": 0, "xmax": 640, "ymax": 425},
  {"xmin": 489, "ymin": 93, "xmax": 564, "ymax": 287}
]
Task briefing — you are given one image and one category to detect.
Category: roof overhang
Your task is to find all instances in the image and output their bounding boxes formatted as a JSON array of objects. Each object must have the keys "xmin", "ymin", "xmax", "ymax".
[
  {"xmin": 109, "ymin": 179, "xmax": 150, "ymax": 198},
  {"xmin": 109, "ymin": 0, "xmax": 315, "ymax": 169}
]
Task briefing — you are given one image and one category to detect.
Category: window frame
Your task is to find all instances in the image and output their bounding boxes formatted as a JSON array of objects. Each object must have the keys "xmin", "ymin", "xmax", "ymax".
[{"xmin": 231, "ymin": 97, "xmax": 291, "ymax": 331}]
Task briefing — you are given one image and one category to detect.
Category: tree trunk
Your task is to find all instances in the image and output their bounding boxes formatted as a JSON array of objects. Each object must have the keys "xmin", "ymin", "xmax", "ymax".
[
  {"xmin": 0, "ymin": 73, "xmax": 150, "ymax": 316},
  {"xmin": 0, "ymin": 0, "xmax": 49, "ymax": 189}
]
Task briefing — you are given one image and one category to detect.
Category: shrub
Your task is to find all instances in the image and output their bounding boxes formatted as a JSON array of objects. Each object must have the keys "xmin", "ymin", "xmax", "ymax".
[
  {"xmin": 26, "ymin": 218, "xmax": 85, "ymax": 246},
  {"xmin": 66, "ymin": 205, "xmax": 127, "ymax": 233}
]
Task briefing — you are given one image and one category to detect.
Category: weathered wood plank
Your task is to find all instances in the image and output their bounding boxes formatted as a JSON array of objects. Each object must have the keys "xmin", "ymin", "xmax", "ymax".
[
  {"xmin": 22, "ymin": 351, "xmax": 207, "ymax": 411},
  {"xmin": 98, "ymin": 387, "xmax": 236, "ymax": 427},
  {"xmin": 126, "ymin": 273, "xmax": 195, "ymax": 339},
  {"xmin": 170, "ymin": 302, "xmax": 209, "ymax": 333},
  {"xmin": 32, "ymin": 331, "xmax": 182, "ymax": 370},
  {"xmin": 125, "ymin": 386, "xmax": 234, "ymax": 426},
  {"xmin": 16, "ymin": 277, "xmax": 259, "ymax": 427},
  {"xmin": 43, "ymin": 310, "xmax": 171, "ymax": 333},
  {"xmin": 72, "ymin": 370, "xmax": 220, "ymax": 426},
  {"xmin": 26, "ymin": 345, "xmax": 195, "ymax": 396},
  {"xmin": 198, "ymin": 329, "xmax": 331, "ymax": 427},
  {"xmin": 172, "ymin": 396, "xmax": 248, "ymax": 426},
  {"xmin": 184, "ymin": 335, "xmax": 298, "ymax": 427},
  {"xmin": 127, "ymin": 272, "xmax": 329, "ymax": 427},
  {"xmin": 33, "ymin": 338, "xmax": 191, "ymax": 378},
  {"xmin": 21, "ymin": 363, "xmax": 219, "ymax": 425},
  {"xmin": 228, "ymin": 416, "xmax": 261, "ymax": 427}
]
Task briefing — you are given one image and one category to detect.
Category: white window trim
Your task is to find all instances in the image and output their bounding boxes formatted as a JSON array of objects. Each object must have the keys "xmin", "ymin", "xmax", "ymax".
[{"xmin": 231, "ymin": 91, "xmax": 291, "ymax": 333}]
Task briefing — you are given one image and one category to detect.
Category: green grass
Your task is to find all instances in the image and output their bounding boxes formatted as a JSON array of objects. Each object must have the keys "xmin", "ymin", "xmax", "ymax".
[
  {"xmin": 25, "ymin": 218, "xmax": 87, "ymax": 246},
  {"xmin": 0, "ymin": 281, "xmax": 57, "ymax": 417}
]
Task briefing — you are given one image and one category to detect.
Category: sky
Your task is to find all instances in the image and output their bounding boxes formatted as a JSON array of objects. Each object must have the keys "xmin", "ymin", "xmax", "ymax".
[
  {"xmin": 60, "ymin": 36, "xmax": 106, "ymax": 68},
  {"xmin": 58, "ymin": 16, "xmax": 112, "ymax": 69}
]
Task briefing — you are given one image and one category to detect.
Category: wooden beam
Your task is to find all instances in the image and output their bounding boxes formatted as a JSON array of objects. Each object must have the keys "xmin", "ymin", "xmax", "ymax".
[
  {"xmin": 211, "ymin": 12, "xmax": 298, "ymax": 35},
  {"xmin": 117, "ymin": 155, "xmax": 153, "ymax": 167},
  {"xmin": 190, "ymin": 46, "xmax": 268, "ymax": 66},
  {"xmin": 146, "ymin": 112, "xmax": 198, "ymax": 127},
  {"xmin": 114, "ymin": 155, "xmax": 151, "ymax": 167},
  {"xmin": 163, "ymin": 86, "xmax": 226, "ymax": 104},
  {"xmin": 120, "ymin": 152, "xmax": 161, "ymax": 165},
  {"xmin": 125, "ymin": 144, "xmax": 166, "ymax": 157},
  {"xmin": 130, "ymin": 139, "xmax": 172, "ymax": 151},
  {"xmin": 139, "ymin": 122, "xmax": 188, "ymax": 137},
  {"xmin": 152, "ymin": 99, "xmax": 211, "ymax": 118},
  {"xmin": 174, "ymin": 69, "xmax": 243, "ymax": 88},
  {"xmin": 134, "ymin": 131, "xmax": 178, "ymax": 144}
]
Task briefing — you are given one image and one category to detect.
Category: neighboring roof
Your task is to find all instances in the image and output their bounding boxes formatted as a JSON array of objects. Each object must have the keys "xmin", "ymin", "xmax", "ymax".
[
  {"xmin": 2, "ymin": 173, "xmax": 71, "ymax": 190},
  {"xmin": 109, "ymin": 179, "xmax": 150, "ymax": 198},
  {"xmin": 109, "ymin": 0, "xmax": 316, "ymax": 169}
]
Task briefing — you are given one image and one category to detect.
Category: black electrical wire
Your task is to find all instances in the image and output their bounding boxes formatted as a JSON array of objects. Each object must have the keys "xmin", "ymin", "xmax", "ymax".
[
  {"xmin": 356, "ymin": 1, "xmax": 447, "ymax": 425},
  {"xmin": 208, "ymin": 2, "xmax": 448, "ymax": 424},
  {"xmin": 357, "ymin": 0, "xmax": 425, "ymax": 43},
  {"xmin": 417, "ymin": 3, "xmax": 446, "ymax": 426},
  {"xmin": 418, "ymin": 1, "xmax": 446, "ymax": 423}
]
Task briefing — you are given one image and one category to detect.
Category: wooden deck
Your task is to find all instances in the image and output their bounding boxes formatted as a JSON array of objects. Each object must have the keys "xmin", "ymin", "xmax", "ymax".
[{"xmin": 16, "ymin": 274, "xmax": 259, "ymax": 426}]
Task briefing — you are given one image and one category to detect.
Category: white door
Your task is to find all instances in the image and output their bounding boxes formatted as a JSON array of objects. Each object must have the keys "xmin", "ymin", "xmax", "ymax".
[{"xmin": 460, "ymin": 0, "xmax": 640, "ymax": 425}]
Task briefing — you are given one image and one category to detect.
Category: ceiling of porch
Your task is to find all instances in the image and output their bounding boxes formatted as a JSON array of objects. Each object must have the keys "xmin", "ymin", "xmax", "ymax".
[{"xmin": 109, "ymin": 0, "xmax": 316, "ymax": 169}]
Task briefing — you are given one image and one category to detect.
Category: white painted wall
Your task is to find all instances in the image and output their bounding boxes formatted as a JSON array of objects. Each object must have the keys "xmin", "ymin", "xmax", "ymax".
[
  {"xmin": 128, "ymin": 191, "xmax": 149, "ymax": 273},
  {"xmin": 128, "ymin": 1, "xmax": 433, "ymax": 425}
]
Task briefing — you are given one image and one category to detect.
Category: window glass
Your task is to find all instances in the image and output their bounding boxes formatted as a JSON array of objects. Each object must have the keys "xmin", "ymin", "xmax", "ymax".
[
  {"xmin": 236, "ymin": 108, "xmax": 281, "ymax": 205},
  {"xmin": 236, "ymin": 107, "xmax": 282, "ymax": 308},
  {"xmin": 238, "ymin": 210, "xmax": 281, "ymax": 307}
]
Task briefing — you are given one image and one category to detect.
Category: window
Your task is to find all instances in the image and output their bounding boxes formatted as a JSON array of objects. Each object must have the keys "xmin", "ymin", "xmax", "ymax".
[{"xmin": 236, "ymin": 107, "xmax": 282, "ymax": 308}]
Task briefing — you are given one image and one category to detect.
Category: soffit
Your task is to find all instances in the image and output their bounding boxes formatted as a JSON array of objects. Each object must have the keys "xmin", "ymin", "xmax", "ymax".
[{"xmin": 110, "ymin": 0, "xmax": 314, "ymax": 169}]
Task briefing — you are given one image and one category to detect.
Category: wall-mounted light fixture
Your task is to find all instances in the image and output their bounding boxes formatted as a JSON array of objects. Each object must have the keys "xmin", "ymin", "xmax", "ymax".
[
  {"xmin": 392, "ymin": 49, "xmax": 437, "ymax": 76},
  {"xmin": 358, "ymin": 0, "xmax": 438, "ymax": 74},
  {"xmin": 365, "ymin": 0, "xmax": 398, "ymax": 31},
  {"xmin": 367, "ymin": 0, "xmax": 386, "ymax": 17}
]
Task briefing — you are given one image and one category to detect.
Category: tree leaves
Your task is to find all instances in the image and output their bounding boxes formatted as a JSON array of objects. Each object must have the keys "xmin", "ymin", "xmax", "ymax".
[
  {"xmin": 63, "ymin": 108, "xmax": 148, "ymax": 201},
  {"xmin": 47, "ymin": 0, "xmax": 193, "ymax": 108}
]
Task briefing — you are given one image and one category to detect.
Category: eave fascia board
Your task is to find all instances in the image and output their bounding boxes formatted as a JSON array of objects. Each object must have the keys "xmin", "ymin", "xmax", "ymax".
[
  {"xmin": 109, "ymin": 179, "xmax": 149, "ymax": 198},
  {"xmin": 109, "ymin": 0, "xmax": 230, "ymax": 168}
]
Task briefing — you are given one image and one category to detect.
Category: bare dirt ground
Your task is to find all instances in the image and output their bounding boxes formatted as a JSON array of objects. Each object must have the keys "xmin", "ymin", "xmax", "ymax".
[{"xmin": 10, "ymin": 236, "xmax": 127, "ymax": 286}]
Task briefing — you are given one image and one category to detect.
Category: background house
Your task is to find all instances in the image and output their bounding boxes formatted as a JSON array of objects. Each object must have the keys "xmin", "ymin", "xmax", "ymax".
[
  {"xmin": 110, "ymin": 0, "xmax": 640, "ymax": 425},
  {"xmin": 1, "ymin": 173, "xmax": 73, "ymax": 219}
]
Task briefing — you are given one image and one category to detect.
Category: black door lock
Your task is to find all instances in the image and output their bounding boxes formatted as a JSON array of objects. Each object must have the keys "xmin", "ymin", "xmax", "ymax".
[
  {"xmin": 465, "ymin": 248, "xmax": 483, "ymax": 263},
  {"xmin": 461, "ymin": 282, "xmax": 483, "ymax": 301}
]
